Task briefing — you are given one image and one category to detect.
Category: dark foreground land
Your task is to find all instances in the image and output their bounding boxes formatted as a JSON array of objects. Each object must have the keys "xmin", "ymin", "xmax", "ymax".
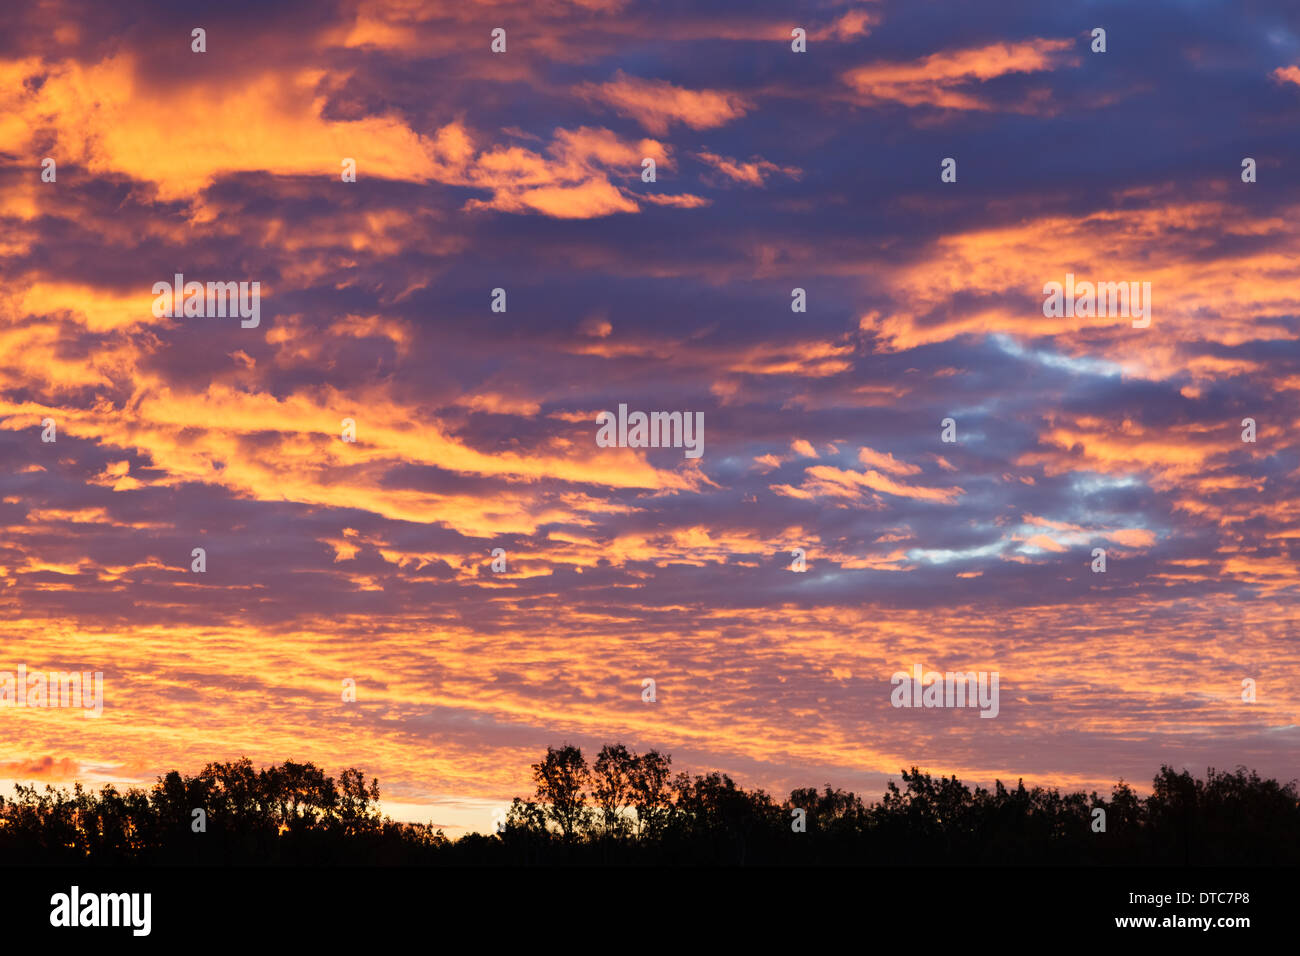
[{"xmin": 2, "ymin": 744, "xmax": 1296, "ymax": 865}]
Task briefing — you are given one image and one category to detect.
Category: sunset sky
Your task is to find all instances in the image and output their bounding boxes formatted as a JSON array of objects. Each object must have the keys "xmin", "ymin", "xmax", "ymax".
[{"xmin": 1, "ymin": 0, "xmax": 1298, "ymax": 834}]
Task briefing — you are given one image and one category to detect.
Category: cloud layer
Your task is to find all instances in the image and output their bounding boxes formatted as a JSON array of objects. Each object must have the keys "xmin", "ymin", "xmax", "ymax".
[{"xmin": 1, "ymin": 0, "xmax": 1297, "ymax": 832}]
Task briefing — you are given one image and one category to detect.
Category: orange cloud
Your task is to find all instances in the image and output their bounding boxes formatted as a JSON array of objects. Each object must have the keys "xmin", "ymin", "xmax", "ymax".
[
  {"xmin": 843, "ymin": 38, "xmax": 1075, "ymax": 110},
  {"xmin": 858, "ymin": 446, "xmax": 921, "ymax": 476},
  {"xmin": 775, "ymin": 464, "xmax": 963, "ymax": 505},
  {"xmin": 812, "ymin": 9, "xmax": 879, "ymax": 42},
  {"xmin": 0, "ymin": 54, "xmax": 476, "ymax": 200},
  {"xmin": 642, "ymin": 192, "xmax": 712, "ymax": 208},
  {"xmin": 1022, "ymin": 534, "xmax": 1068, "ymax": 553},
  {"xmin": 1271, "ymin": 65, "xmax": 1300, "ymax": 87},
  {"xmin": 695, "ymin": 150, "xmax": 801, "ymax": 187},
  {"xmin": 860, "ymin": 198, "xmax": 1300, "ymax": 387},
  {"xmin": 2, "ymin": 51, "xmax": 676, "ymax": 220},
  {"xmin": 578, "ymin": 70, "xmax": 751, "ymax": 134},
  {"xmin": 465, "ymin": 126, "xmax": 670, "ymax": 218},
  {"xmin": 1108, "ymin": 528, "xmax": 1157, "ymax": 549}
]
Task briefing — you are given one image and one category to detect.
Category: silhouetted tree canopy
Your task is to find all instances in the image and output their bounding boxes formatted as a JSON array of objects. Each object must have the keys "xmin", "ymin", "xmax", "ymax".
[{"xmin": 0, "ymin": 747, "xmax": 1295, "ymax": 864}]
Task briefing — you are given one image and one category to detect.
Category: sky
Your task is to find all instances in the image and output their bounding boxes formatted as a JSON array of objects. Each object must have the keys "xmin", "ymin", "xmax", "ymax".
[{"xmin": 1, "ymin": 0, "xmax": 1297, "ymax": 834}]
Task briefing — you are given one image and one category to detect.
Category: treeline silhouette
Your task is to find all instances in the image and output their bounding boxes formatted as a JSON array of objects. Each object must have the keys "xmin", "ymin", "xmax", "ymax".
[{"xmin": 1, "ymin": 745, "xmax": 1296, "ymax": 864}]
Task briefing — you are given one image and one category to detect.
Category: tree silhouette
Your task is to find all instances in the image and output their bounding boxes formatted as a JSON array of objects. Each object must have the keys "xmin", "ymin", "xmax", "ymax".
[
  {"xmin": 530, "ymin": 745, "xmax": 590, "ymax": 842},
  {"xmin": 629, "ymin": 748, "xmax": 673, "ymax": 840},
  {"xmin": 592, "ymin": 744, "xmax": 636, "ymax": 841},
  {"xmin": 0, "ymin": 750, "xmax": 1295, "ymax": 865}
]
